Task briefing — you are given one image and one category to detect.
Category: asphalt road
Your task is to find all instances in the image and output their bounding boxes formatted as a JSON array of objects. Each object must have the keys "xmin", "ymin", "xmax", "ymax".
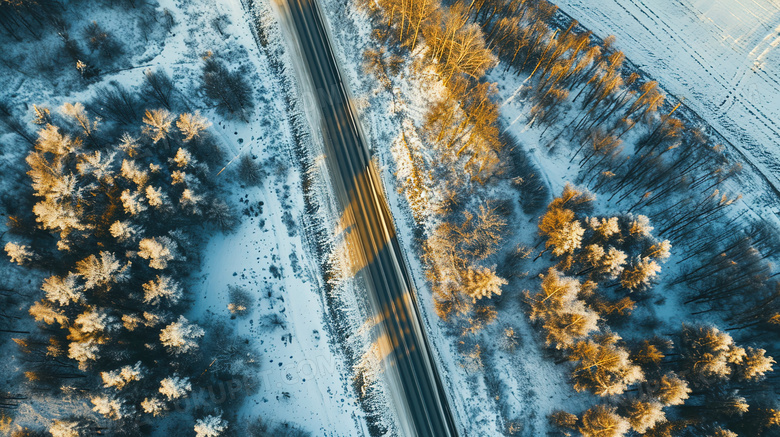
[{"xmin": 279, "ymin": 0, "xmax": 459, "ymax": 435}]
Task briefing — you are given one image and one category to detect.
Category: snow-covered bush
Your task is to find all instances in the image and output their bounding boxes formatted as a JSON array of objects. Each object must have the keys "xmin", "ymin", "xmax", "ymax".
[{"xmin": 194, "ymin": 414, "xmax": 227, "ymax": 437}]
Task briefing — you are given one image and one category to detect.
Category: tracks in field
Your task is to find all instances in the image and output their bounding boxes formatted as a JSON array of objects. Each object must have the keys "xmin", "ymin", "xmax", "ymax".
[{"xmin": 554, "ymin": 0, "xmax": 780, "ymax": 203}]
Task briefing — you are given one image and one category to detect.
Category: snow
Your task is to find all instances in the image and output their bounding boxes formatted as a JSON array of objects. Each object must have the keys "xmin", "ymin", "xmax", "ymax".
[
  {"xmin": 181, "ymin": 0, "xmax": 369, "ymax": 434},
  {"xmin": 0, "ymin": 0, "xmax": 368, "ymax": 432},
  {"xmin": 555, "ymin": 0, "xmax": 780, "ymax": 201}
]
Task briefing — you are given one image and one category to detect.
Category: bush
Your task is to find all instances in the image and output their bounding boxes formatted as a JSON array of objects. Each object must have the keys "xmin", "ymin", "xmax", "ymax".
[
  {"xmin": 227, "ymin": 285, "xmax": 252, "ymax": 317},
  {"xmin": 200, "ymin": 55, "xmax": 254, "ymax": 121},
  {"xmin": 237, "ymin": 155, "xmax": 265, "ymax": 186}
]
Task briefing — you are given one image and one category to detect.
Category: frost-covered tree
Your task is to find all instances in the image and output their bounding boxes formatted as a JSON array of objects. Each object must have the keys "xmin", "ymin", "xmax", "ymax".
[
  {"xmin": 679, "ymin": 325, "xmax": 737, "ymax": 381},
  {"xmin": 528, "ymin": 268, "xmax": 581, "ymax": 319},
  {"xmin": 542, "ymin": 301, "xmax": 599, "ymax": 350},
  {"xmin": 737, "ymin": 347, "xmax": 775, "ymax": 381},
  {"xmin": 75, "ymin": 252, "xmax": 129, "ymax": 290},
  {"xmin": 620, "ymin": 257, "xmax": 661, "ymax": 290},
  {"xmin": 70, "ymin": 309, "xmax": 118, "ymax": 340},
  {"xmin": 625, "ymin": 399, "xmax": 665, "ymax": 434},
  {"xmin": 570, "ymin": 334, "xmax": 644, "ymax": 396},
  {"xmin": 644, "ymin": 240, "xmax": 672, "ymax": 261},
  {"xmin": 91, "ymin": 394, "xmax": 132, "ymax": 420},
  {"xmin": 42, "ymin": 273, "xmax": 83, "ymax": 306},
  {"xmin": 77, "ymin": 150, "xmax": 115, "ymax": 181},
  {"xmin": 180, "ymin": 188, "xmax": 203, "ymax": 214},
  {"xmin": 143, "ymin": 275, "xmax": 182, "ymax": 305},
  {"xmin": 29, "ymin": 300, "xmax": 68, "ymax": 326},
  {"xmin": 579, "ymin": 404, "xmax": 630, "ymax": 437},
  {"xmin": 109, "ymin": 220, "xmax": 141, "ymax": 243},
  {"xmin": 101, "ymin": 361, "xmax": 143, "ymax": 389},
  {"xmin": 194, "ymin": 414, "xmax": 227, "ymax": 437},
  {"xmin": 120, "ymin": 189, "xmax": 148, "ymax": 216},
  {"xmin": 145, "ymin": 185, "xmax": 170, "ymax": 209},
  {"xmin": 539, "ymin": 207, "xmax": 585, "ymax": 256},
  {"xmin": 656, "ymin": 372, "xmax": 690, "ymax": 406},
  {"xmin": 159, "ymin": 374, "xmax": 191, "ymax": 400},
  {"xmin": 142, "ymin": 108, "xmax": 174, "ymax": 144},
  {"xmin": 527, "ymin": 268, "xmax": 601, "ymax": 349},
  {"xmin": 120, "ymin": 159, "xmax": 149, "ymax": 186},
  {"xmin": 138, "ymin": 236, "xmax": 178, "ymax": 269},
  {"xmin": 709, "ymin": 428, "xmax": 737, "ymax": 437},
  {"xmin": 172, "ymin": 147, "xmax": 193, "ymax": 168},
  {"xmin": 589, "ymin": 216, "xmax": 620, "ymax": 239},
  {"xmin": 177, "ymin": 112, "xmax": 211, "ymax": 142},
  {"xmin": 629, "ymin": 215, "xmax": 653, "ymax": 237},
  {"xmin": 67, "ymin": 339, "xmax": 99, "ymax": 369},
  {"xmin": 5, "ymin": 241, "xmax": 34, "ymax": 265},
  {"xmin": 160, "ymin": 315, "xmax": 204, "ymax": 354},
  {"xmin": 141, "ymin": 397, "xmax": 166, "ymax": 416},
  {"xmin": 462, "ymin": 265, "xmax": 506, "ymax": 302},
  {"xmin": 49, "ymin": 421, "xmax": 85, "ymax": 437}
]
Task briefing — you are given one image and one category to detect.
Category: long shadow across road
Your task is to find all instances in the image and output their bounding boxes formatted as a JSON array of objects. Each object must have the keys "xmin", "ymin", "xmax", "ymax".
[{"xmin": 278, "ymin": 0, "xmax": 459, "ymax": 435}]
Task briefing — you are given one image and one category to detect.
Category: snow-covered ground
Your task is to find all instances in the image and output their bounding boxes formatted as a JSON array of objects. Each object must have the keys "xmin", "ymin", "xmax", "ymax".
[
  {"xmin": 0, "ymin": 0, "xmax": 368, "ymax": 433},
  {"xmin": 556, "ymin": 0, "xmax": 780, "ymax": 195},
  {"xmin": 185, "ymin": 0, "xmax": 368, "ymax": 434}
]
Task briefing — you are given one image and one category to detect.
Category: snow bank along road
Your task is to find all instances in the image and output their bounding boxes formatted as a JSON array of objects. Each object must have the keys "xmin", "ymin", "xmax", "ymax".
[{"xmin": 273, "ymin": 0, "xmax": 459, "ymax": 435}]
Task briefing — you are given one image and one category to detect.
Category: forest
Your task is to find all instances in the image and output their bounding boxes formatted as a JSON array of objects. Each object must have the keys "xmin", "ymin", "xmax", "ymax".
[
  {"xmin": 0, "ymin": 0, "xmax": 310, "ymax": 436},
  {"xmin": 354, "ymin": 0, "xmax": 780, "ymax": 434},
  {"xmin": 2, "ymin": 0, "xmax": 780, "ymax": 435}
]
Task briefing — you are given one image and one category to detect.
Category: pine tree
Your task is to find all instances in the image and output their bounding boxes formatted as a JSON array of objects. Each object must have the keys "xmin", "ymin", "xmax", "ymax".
[
  {"xmin": 539, "ymin": 206, "xmax": 585, "ymax": 257},
  {"xmin": 159, "ymin": 315, "xmax": 203, "ymax": 354},
  {"xmin": 194, "ymin": 414, "xmax": 228, "ymax": 437},
  {"xmin": 142, "ymin": 109, "xmax": 174, "ymax": 144},
  {"xmin": 29, "ymin": 301, "xmax": 68, "ymax": 326},
  {"xmin": 737, "ymin": 347, "xmax": 775, "ymax": 381},
  {"xmin": 67, "ymin": 338, "xmax": 99, "ymax": 369},
  {"xmin": 141, "ymin": 397, "xmax": 166, "ymax": 416},
  {"xmin": 49, "ymin": 421, "xmax": 85, "ymax": 437},
  {"xmin": 237, "ymin": 154, "xmax": 264, "ymax": 186},
  {"xmin": 142, "ymin": 275, "xmax": 182, "ymax": 305},
  {"xmin": 109, "ymin": 220, "xmax": 141, "ymax": 243},
  {"xmin": 579, "ymin": 404, "xmax": 630, "ymax": 437},
  {"xmin": 625, "ymin": 399, "xmax": 666, "ymax": 434},
  {"xmin": 4, "ymin": 242, "xmax": 34, "ymax": 265},
  {"xmin": 42, "ymin": 273, "xmax": 83, "ymax": 306},
  {"xmin": 620, "ymin": 257, "xmax": 661, "ymax": 290},
  {"xmin": 176, "ymin": 112, "xmax": 211, "ymax": 142},
  {"xmin": 91, "ymin": 394, "xmax": 132, "ymax": 420},
  {"xmin": 144, "ymin": 185, "xmax": 170, "ymax": 210},
  {"xmin": 655, "ymin": 373, "xmax": 690, "ymax": 406},
  {"xmin": 120, "ymin": 189, "xmax": 148, "ymax": 216},
  {"xmin": 75, "ymin": 252, "xmax": 129, "ymax": 290},
  {"xmin": 679, "ymin": 325, "xmax": 736, "ymax": 382},
  {"xmin": 462, "ymin": 264, "xmax": 506, "ymax": 302},
  {"xmin": 158, "ymin": 374, "xmax": 191, "ymax": 400},
  {"xmin": 589, "ymin": 216, "xmax": 620, "ymax": 239},
  {"xmin": 101, "ymin": 361, "xmax": 143, "ymax": 389},
  {"xmin": 138, "ymin": 236, "xmax": 178, "ymax": 269},
  {"xmin": 570, "ymin": 334, "xmax": 644, "ymax": 396},
  {"xmin": 542, "ymin": 301, "xmax": 599, "ymax": 349}
]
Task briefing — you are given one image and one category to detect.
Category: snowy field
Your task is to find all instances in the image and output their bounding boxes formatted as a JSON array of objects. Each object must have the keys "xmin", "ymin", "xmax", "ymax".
[{"xmin": 556, "ymin": 0, "xmax": 780, "ymax": 194}]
